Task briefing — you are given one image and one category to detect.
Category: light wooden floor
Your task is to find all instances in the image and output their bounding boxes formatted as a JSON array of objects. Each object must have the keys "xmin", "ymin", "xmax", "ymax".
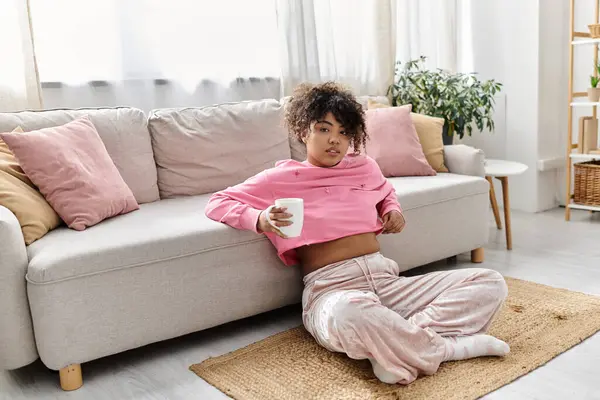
[{"xmin": 1, "ymin": 208, "xmax": 599, "ymax": 400}]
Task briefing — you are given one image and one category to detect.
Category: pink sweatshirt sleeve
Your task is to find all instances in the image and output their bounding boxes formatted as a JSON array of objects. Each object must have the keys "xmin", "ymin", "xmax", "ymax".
[
  {"xmin": 364, "ymin": 156, "xmax": 402, "ymax": 217},
  {"xmin": 377, "ymin": 180, "xmax": 403, "ymax": 217},
  {"xmin": 205, "ymin": 170, "xmax": 273, "ymax": 233}
]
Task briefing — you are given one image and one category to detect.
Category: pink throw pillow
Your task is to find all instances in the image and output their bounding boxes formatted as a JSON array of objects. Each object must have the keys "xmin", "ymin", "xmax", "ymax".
[
  {"xmin": 365, "ymin": 105, "xmax": 436, "ymax": 177},
  {"xmin": 0, "ymin": 116, "xmax": 139, "ymax": 230}
]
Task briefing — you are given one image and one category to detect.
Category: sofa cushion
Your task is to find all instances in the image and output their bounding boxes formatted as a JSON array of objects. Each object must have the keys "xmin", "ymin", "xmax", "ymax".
[
  {"xmin": 388, "ymin": 173, "xmax": 489, "ymax": 211},
  {"xmin": 26, "ymin": 195, "xmax": 270, "ymax": 284},
  {"xmin": 0, "ymin": 108, "xmax": 159, "ymax": 204},
  {"xmin": 364, "ymin": 104, "xmax": 436, "ymax": 177},
  {"xmin": 148, "ymin": 100, "xmax": 291, "ymax": 198},
  {"xmin": 26, "ymin": 173, "xmax": 487, "ymax": 284},
  {"xmin": 356, "ymin": 95, "xmax": 390, "ymax": 109},
  {"xmin": 0, "ymin": 117, "xmax": 139, "ymax": 231},
  {"xmin": 0, "ymin": 127, "xmax": 61, "ymax": 244},
  {"xmin": 367, "ymin": 99, "xmax": 449, "ymax": 173}
]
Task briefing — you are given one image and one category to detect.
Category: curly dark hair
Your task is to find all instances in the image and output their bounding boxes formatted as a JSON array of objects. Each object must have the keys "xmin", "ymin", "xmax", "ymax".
[{"xmin": 284, "ymin": 82, "xmax": 368, "ymax": 153}]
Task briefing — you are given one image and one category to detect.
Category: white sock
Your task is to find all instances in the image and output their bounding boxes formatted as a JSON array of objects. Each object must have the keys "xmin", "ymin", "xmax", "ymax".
[
  {"xmin": 443, "ymin": 334, "xmax": 510, "ymax": 361},
  {"xmin": 369, "ymin": 358, "xmax": 401, "ymax": 384}
]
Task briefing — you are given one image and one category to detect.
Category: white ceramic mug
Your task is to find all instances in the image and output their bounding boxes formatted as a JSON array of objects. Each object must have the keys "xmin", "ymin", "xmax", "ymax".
[{"xmin": 265, "ymin": 198, "xmax": 304, "ymax": 238}]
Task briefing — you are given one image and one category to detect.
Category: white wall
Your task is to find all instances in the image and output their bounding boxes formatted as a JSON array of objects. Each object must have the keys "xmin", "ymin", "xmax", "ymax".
[{"xmin": 459, "ymin": 0, "xmax": 569, "ymax": 212}]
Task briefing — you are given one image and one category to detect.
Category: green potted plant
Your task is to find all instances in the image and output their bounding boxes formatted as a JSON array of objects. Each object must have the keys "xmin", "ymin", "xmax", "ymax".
[
  {"xmin": 387, "ymin": 56, "xmax": 502, "ymax": 145},
  {"xmin": 588, "ymin": 67, "xmax": 600, "ymax": 102}
]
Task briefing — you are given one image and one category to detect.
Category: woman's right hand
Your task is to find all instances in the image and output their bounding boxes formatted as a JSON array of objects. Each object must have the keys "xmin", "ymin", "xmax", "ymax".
[{"xmin": 257, "ymin": 206, "xmax": 293, "ymax": 238}]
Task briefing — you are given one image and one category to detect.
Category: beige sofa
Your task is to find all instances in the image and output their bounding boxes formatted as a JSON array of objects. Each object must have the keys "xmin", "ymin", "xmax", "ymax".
[{"xmin": 0, "ymin": 97, "xmax": 489, "ymax": 390}]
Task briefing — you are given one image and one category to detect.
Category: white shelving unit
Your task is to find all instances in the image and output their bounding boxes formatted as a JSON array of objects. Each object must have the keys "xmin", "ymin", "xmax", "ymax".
[
  {"xmin": 565, "ymin": 0, "xmax": 600, "ymax": 221},
  {"xmin": 571, "ymin": 101, "xmax": 600, "ymax": 106},
  {"xmin": 569, "ymin": 153, "xmax": 600, "ymax": 160},
  {"xmin": 568, "ymin": 203, "xmax": 600, "ymax": 211},
  {"xmin": 572, "ymin": 38, "xmax": 600, "ymax": 45}
]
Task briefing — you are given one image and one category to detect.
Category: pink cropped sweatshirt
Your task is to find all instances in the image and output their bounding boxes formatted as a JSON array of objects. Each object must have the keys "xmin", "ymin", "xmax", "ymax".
[{"xmin": 205, "ymin": 154, "xmax": 403, "ymax": 266}]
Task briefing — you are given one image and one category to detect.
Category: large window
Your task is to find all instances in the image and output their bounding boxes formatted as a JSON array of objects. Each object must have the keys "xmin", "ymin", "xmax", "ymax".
[{"xmin": 30, "ymin": 0, "xmax": 280, "ymax": 86}]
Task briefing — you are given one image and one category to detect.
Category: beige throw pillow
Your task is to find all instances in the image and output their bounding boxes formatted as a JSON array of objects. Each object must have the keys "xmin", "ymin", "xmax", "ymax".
[
  {"xmin": 0, "ymin": 127, "xmax": 61, "ymax": 244},
  {"xmin": 368, "ymin": 99, "xmax": 448, "ymax": 173}
]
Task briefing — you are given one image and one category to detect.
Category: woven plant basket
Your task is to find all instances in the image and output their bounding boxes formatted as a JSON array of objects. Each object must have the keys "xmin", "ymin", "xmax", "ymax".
[
  {"xmin": 589, "ymin": 24, "xmax": 600, "ymax": 38},
  {"xmin": 574, "ymin": 160, "xmax": 600, "ymax": 206}
]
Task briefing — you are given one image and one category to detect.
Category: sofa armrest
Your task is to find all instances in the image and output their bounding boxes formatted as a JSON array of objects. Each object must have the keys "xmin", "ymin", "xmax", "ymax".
[
  {"xmin": 443, "ymin": 144, "xmax": 486, "ymax": 177},
  {"xmin": 0, "ymin": 206, "xmax": 38, "ymax": 369}
]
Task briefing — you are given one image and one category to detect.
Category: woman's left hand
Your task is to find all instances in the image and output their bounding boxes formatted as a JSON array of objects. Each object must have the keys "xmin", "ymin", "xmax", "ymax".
[{"xmin": 382, "ymin": 210, "xmax": 405, "ymax": 234}]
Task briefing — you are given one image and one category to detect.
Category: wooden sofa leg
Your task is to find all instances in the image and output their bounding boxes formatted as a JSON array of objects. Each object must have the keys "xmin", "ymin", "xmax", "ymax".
[
  {"xmin": 471, "ymin": 247, "xmax": 484, "ymax": 263},
  {"xmin": 59, "ymin": 364, "xmax": 83, "ymax": 391}
]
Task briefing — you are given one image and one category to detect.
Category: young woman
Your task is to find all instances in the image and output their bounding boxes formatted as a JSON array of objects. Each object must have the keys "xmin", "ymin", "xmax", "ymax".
[{"xmin": 205, "ymin": 82, "xmax": 509, "ymax": 385}]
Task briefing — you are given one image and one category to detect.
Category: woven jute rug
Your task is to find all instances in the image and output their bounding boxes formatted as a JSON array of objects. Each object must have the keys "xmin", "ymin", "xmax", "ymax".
[{"xmin": 190, "ymin": 277, "xmax": 600, "ymax": 400}]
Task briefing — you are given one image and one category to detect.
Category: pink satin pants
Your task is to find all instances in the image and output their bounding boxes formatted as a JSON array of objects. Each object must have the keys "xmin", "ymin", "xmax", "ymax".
[{"xmin": 301, "ymin": 252, "xmax": 508, "ymax": 385}]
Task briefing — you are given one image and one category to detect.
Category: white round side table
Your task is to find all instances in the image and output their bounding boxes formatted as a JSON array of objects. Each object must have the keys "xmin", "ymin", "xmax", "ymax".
[{"xmin": 484, "ymin": 159, "xmax": 528, "ymax": 250}]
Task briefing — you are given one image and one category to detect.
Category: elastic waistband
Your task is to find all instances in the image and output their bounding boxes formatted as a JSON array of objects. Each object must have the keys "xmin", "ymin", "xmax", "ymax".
[{"xmin": 302, "ymin": 252, "xmax": 381, "ymax": 286}]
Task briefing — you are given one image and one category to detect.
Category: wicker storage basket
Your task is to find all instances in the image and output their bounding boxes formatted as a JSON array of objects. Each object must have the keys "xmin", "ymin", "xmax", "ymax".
[
  {"xmin": 574, "ymin": 160, "xmax": 600, "ymax": 206},
  {"xmin": 589, "ymin": 24, "xmax": 600, "ymax": 38}
]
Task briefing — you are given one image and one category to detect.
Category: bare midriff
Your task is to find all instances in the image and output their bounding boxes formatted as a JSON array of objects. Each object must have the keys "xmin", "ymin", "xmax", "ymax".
[{"xmin": 296, "ymin": 232, "xmax": 380, "ymax": 276}]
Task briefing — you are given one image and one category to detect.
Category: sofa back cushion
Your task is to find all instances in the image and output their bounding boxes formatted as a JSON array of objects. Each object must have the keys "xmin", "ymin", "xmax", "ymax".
[
  {"xmin": 356, "ymin": 95, "xmax": 390, "ymax": 109},
  {"xmin": 0, "ymin": 108, "xmax": 159, "ymax": 204},
  {"xmin": 148, "ymin": 99, "xmax": 291, "ymax": 198}
]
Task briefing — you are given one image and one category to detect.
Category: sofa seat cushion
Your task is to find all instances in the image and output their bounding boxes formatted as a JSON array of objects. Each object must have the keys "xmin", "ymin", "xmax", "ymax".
[
  {"xmin": 389, "ymin": 173, "xmax": 489, "ymax": 211},
  {"xmin": 26, "ymin": 196, "xmax": 268, "ymax": 284},
  {"xmin": 26, "ymin": 173, "xmax": 487, "ymax": 284}
]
